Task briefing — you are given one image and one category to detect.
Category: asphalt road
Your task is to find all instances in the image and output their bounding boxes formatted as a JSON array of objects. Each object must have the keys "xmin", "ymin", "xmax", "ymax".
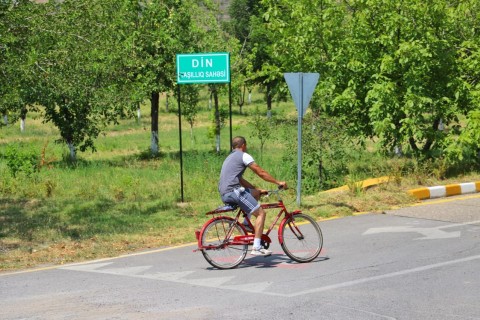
[{"xmin": 1, "ymin": 194, "xmax": 480, "ymax": 320}]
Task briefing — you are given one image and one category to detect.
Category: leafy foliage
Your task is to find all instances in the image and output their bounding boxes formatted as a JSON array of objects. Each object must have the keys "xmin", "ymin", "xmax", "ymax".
[
  {"xmin": 0, "ymin": 0, "xmax": 40, "ymax": 125},
  {"xmin": 1, "ymin": 0, "xmax": 222, "ymax": 158},
  {"xmin": 175, "ymin": 85, "xmax": 200, "ymax": 142},
  {"xmin": 263, "ymin": 0, "xmax": 480, "ymax": 165},
  {"xmin": 4, "ymin": 144, "xmax": 39, "ymax": 178},
  {"xmin": 248, "ymin": 107, "xmax": 273, "ymax": 161},
  {"xmin": 445, "ymin": 110, "xmax": 480, "ymax": 167}
]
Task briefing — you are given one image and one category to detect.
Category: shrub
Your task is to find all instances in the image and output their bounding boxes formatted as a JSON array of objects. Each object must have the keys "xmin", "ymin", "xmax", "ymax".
[{"xmin": 4, "ymin": 144, "xmax": 39, "ymax": 178}]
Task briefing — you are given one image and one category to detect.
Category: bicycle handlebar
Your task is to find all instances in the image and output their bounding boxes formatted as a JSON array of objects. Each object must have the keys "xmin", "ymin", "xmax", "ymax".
[
  {"xmin": 261, "ymin": 186, "xmax": 287, "ymax": 201},
  {"xmin": 260, "ymin": 185, "xmax": 286, "ymax": 194}
]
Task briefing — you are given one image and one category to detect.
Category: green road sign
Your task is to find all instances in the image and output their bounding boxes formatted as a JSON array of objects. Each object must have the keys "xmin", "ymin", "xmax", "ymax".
[{"xmin": 176, "ymin": 52, "xmax": 230, "ymax": 84}]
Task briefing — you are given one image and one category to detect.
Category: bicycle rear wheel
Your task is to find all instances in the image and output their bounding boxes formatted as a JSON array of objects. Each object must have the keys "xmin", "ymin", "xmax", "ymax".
[
  {"xmin": 280, "ymin": 213, "xmax": 323, "ymax": 263},
  {"xmin": 201, "ymin": 217, "xmax": 247, "ymax": 269}
]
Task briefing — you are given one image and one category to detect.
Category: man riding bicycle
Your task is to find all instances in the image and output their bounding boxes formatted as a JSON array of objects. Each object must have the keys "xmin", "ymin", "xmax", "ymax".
[{"xmin": 218, "ymin": 136, "xmax": 287, "ymax": 256}]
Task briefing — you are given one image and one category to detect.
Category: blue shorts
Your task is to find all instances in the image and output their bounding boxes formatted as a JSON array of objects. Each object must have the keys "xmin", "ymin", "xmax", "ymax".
[{"xmin": 221, "ymin": 188, "xmax": 260, "ymax": 217}]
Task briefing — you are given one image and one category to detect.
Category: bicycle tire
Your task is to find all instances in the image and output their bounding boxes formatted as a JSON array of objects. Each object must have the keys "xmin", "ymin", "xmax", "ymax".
[
  {"xmin": 200, "ymin": 217, "xmax": 247, "ymax": 269},
  {"xmin": 280, "ymin": 213, "xmax": 323, "ymax": 263}
]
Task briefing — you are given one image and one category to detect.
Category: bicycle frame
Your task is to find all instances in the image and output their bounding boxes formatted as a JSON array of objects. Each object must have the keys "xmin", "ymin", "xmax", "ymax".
[{"xmin": 195, "ymin": 193, "xmax": 304, "ymax": 251}]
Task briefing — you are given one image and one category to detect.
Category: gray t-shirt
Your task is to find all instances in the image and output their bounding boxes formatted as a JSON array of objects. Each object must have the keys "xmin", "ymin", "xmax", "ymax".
[{"xmin": 218, "ymin": 150, "xmax": 254, "ymax": 196}]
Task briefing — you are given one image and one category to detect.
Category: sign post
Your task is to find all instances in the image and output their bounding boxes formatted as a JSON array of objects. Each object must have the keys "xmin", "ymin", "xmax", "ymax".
[
  {"xmin": 284, "ymin": 72, "xmax": 320, "ymax": 205},
  {"xmin": 176, "ymin": 53, "xmax": 231, "ymax": 202}
]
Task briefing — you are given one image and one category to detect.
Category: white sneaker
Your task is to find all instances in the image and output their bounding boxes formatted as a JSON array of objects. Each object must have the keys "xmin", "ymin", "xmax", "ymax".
[{"xmin": 250, "ymin": 248, "xmax": 272, "ymax": 256}]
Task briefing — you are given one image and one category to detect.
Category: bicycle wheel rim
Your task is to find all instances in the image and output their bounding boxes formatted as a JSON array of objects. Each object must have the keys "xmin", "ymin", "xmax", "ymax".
[
  {"xmin": 201, "ymin": 218, "xmax": 247, "ymax": 269},
  {"xmin": 280, "ymin": 214, "xmax": 323, "ymax": 263}
]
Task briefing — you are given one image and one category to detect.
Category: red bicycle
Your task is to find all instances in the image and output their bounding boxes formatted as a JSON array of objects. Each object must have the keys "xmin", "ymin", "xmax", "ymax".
[{"xmin": 195, "ymin": 189, "xmax": 323, "ymax": 269}]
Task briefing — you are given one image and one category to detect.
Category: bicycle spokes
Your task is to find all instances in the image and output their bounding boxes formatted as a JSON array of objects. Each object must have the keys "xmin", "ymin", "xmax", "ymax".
[
  {"xmin": 200, "ymin": 218, "xmax": 248, "ymax": 269},
  {"xmin": 287, "ymin": 218, "xmax": 305, "ymax": 240},
  {"xmin": 280, "ymin": 214, "xmax": 323, "ymax": 263}
]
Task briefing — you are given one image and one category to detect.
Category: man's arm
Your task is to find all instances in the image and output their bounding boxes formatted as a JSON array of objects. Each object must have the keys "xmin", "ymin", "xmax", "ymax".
[
  {"xmin": 248, "ymin": 163, "xmax": 286, "ymax": 187},
  {"xmin": 239, "ymin": 177, "xmax": 255, "ymax": 189}
]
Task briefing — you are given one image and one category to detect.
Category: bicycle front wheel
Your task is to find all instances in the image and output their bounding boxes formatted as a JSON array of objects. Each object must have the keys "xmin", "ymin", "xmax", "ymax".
[
  {"xmin": 280, "ymin": 213, "xmax": 323, "ymax": 263},
  {"xmin": 201, "ymin": 217, "xmax": 247, "ymax": 269}
]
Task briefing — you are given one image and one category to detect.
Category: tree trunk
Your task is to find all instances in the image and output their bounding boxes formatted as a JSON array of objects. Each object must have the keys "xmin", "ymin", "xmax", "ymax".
[
  {"xmin": 165, "ymin": 93, "xmax": 169, "ymax": 113},
  {"xmin": 318, "ymin": 159, "xmax": 324, "ymax": 189},
  {"xmin": 67, "ymin": 141, "xmax": 76, "ymax": 161},
  {"xmin": 150, "ymin": 92, "xmax": 159, "ymax": 155},
  {"xmin": 238, "ymin": 85, "xmax": 246, "ymax": 115},
  {"xmin": 60, "ymin": 102, "xmax": 76, "ymax": 161},
  {"xmin": 394, "ymin": 145, "xmax": 403, "ymax": 157},
  {"xmin": 20, "ymin": 106, "xmax": 27, "ymax": 132},
  {"xmin": 3, "ymin": 115, "xmax": 7, "ymax": 125},
  {"xmin": 136, "ymin": 102, "xmax": 141, "ymax": 122},
  {"xmin": 266, "ymin": 84, "xmax": 272, "ymax": 118},
  {"xmin": 409, "ymin": 137, "xmax": 419, "ymax": 152},
  {"xmin": 422, "ymin": 118, "xmax": 440, "ymax": 152}
]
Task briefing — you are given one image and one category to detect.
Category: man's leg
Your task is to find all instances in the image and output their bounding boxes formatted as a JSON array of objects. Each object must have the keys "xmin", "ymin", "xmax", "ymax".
[
  {"xmin": 253, "ymin": 207, "xmax": 266, "ymax": 240},
  {"xmin": 250, "ymin": 207, "xmax": 272, "ymax": 256},
  {"xmin": 243, "ymin": 189, "xmax": 260, "ymax": 226}
]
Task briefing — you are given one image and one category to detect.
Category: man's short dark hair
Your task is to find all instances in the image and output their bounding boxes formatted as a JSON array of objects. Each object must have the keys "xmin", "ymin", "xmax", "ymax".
[{"xmin": 232, "ymin": 136, "xmax": 246, "ymax": 149}]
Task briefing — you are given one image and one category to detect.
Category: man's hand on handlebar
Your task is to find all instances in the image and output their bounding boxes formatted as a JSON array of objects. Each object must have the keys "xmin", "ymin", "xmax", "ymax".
[
  {"xmin": 258, "ymin": 182, "xmax": 287, "ymax": 196},
  {"xmin": 277, "ymin": 181, "xmax": 287, "ymax": 190}
]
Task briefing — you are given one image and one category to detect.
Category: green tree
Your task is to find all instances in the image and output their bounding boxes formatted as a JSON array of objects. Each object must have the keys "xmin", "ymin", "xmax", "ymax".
[
  {"xmin": 248, "ymin": 106, "xmax": 273, "ymax": 162},
  {"xmin": 228, "ymin": 0, "xmax": 286, "ymax": 117},
  {"xmin": 30, "ymin": 0, "xmax": 133, "ymax": 160},
  {"xmin": 445, "ymin": 110, "xmax": 480, "ymax": 167},
  {"xmin": 264, "ymin": 0, "xmax": 480, "ymax": 161},
  {"xmin": 117, "ymin": 0, "xmax": 223, "ymax": 155},
  {"xmin": 196, "ymin": 2, "xmax": 240, "ymax": 153},
  {"xmin": 176, "ymin": 85, "xmax": 200, "ymax": 144},
  {"xmin": 262, "ymin": 0, "xmax": 348, "ymax": 191},
  {"xmin": 227, "ymin": 0, "xmax": 256, "ymax": 115},
  {"xmin": 0, "ymin": 0, "xmax": 41, "ymax": 130}
]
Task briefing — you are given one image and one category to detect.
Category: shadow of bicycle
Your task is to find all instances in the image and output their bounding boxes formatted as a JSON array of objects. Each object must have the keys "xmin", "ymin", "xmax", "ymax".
[{"xmin": 242, "ymin": 253, "xmax": 329, "ymax": 269}]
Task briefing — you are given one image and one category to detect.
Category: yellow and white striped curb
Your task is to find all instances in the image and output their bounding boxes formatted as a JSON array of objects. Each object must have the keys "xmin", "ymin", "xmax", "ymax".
[
  {"xmin": 323, "ymin": 176, "xmax": 391, "ymax": 193},
  {"xmin": 408, "ymin": 182, "xmax": 480, "ymax": 200}
]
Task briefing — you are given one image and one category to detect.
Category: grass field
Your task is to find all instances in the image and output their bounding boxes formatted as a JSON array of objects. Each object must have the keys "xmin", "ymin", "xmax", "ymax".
[{"xmin": 1, "ymin": 89, "xmax": 479, "ymax": 271}]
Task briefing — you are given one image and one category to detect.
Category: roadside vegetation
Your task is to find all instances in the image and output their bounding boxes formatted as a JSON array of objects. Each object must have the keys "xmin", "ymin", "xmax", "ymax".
[
  {"xmin": 1, "ymin": 89, "xmax": 479, "ymax": 271},
  {"xmin": 1, "ymin": 1, "xmax": 479, "ymax": 271}
]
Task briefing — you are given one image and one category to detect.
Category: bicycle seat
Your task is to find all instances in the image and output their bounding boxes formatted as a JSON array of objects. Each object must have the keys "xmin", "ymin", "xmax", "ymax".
[
  {"xmin": 206, "ymin": 203, "xmax": 238, "ymax": 215},
  {"xmin": 221, "ymin": 203, "xmax": 238, "ymax": 210}
]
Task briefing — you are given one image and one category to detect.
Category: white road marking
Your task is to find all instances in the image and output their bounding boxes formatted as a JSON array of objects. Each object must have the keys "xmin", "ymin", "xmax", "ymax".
[
  {"xmin": 100, "ymin": 266, "xmax": 153, "ymax": 276},
  {"xmin": 363, "ymin": 226, "xmax": 460, "ymax": 239},
  {"xmin": 287, "ymin": 254, "xmax": 480, "ymax": 297},
  {"xmin": 363, "ymin": 220, "xmax": 480, "ymax": 240},
  {"xmin": 61, "ymin": 263, "xmax": 270, "ymax": 293},
  {"xmin": 186, "ymin": 276, "xmax": 236, "ymax": 287},
  {"xmin": 146, "ymin": 271, "xmax": 196, "ymax": 281},
  {"xmin": 223, "ymin": 281, "xmax": 273, "ymax": 293},
  {"xmin": 60, "ymin": 254, "xmax": 480, "ymax": 297}
]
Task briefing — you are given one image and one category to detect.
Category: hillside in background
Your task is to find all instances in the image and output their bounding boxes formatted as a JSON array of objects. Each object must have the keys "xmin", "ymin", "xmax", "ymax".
[{"xmin": 215, "ymin": 0, "xmax": 231, "ymax": 20}]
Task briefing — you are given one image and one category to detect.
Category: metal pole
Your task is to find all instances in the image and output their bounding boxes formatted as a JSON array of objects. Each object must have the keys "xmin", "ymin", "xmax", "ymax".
[
  {"xmin": 229, "ymin": 81, "xmax": 232, "ymax": 149},
  {"xmin": 177, "ymin": 85, "xmax": 184, "ymax": 202},
  {"xmin": 297, "ymin": 73, "xmax": 303, "ymax": 206},
  {"xmin": 228, "ymin": 53, "xmax": 232, "ymax": 149}
]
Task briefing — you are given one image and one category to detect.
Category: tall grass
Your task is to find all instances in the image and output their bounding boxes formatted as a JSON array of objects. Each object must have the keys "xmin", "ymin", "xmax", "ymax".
[{"xmin": 1, "ymin": 89, "xmax": 479, "ymax": 270}]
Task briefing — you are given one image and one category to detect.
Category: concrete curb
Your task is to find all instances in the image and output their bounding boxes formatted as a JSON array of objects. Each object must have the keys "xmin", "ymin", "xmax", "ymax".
[
  {"xmin": 323, "ymin": 176, "xmax": 391, "ymax": 193},
  {"xmin": 407, "ymin": 181, "xmax": 480, "ymax": 200}
]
